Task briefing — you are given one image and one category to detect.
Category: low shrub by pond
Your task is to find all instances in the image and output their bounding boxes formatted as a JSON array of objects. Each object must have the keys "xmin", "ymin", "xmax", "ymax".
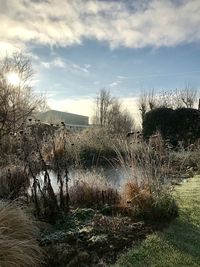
[
  {"xmin": 123, "ymin": 180, "xmax": 178, "ymax": 222},
  {"xmin": 69, "ymin": 171, "xmax": 121, "ymax": 209}
]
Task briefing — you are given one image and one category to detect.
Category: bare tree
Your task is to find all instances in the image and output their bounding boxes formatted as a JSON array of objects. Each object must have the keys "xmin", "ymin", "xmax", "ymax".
[
  {"xmin": 138, "ymin": 86, "xmax": 198, "ymax": 122},
  {"xmin": 138, "ymin": 91, "xmax": 148, "ymax": 123},
  {"xmin": 138, "ymin": 89, "xmax": 157, "ymax": 122},
  {"xmin": 92, "ymin": 89, "xmax": 134, "ymax": 134},
  {"xmin": 92, "ymin": 89, "xmax": 114, "ymax": 126},
  {"xmin": 107, "ymin": 100, "xmax": 134, "ymax": 134},
  {"xmin": 0, "ymin": 52, "xmax": 34, "ymax": 85},
  {"xmin": 148, "ymin": 89, "xmax": 157, "ymax": 110},
  {"xmin": 0, "ymin": 53, "xmax": 45, "ymax": 137},
  {"xmin": 158, "ymin": 90, "xmax": 178, "ymax": 108},
  {"xmin": 179, "ymin": 85, "xmax": 197, "ymax": 108}
]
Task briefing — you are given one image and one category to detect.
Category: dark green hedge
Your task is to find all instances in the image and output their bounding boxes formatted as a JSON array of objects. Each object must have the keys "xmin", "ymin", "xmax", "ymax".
[{"xmin": 143, "ymin": 108, "xmax": 200, "ymax": 145}]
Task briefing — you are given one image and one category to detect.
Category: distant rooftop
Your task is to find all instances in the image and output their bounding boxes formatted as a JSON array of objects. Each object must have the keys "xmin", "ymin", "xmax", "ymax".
[{"xmin": 37, "ymin": 110, "xmax": 89, "ymax": 126}]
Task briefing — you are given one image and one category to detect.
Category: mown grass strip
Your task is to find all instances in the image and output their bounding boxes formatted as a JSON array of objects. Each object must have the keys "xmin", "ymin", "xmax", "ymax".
[{"xmin": 114, "ymin": 176, "xmax": 200, "ymax": 267}]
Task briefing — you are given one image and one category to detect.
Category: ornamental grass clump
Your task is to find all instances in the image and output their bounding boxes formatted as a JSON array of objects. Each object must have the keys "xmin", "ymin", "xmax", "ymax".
[
  {"xmin": 69, "ymin": 170, "xmax": 121, "ymax": 208},
  {"xmin": 0, "ymin": 201, "xmax": 43, "ymax": 267},
  {"xmin": 122, "ymin": 180, "xmax": 178, "ymax": 222},
  {"xmin": 116, "ymin": 133, "xmax": 178, "ymax": 221},
  {"xmin": 0, "ymin": 165, "xmax": 29, "ymax": 199}
]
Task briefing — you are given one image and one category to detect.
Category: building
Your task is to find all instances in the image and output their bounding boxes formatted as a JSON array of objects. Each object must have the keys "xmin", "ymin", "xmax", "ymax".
[{"xmin": 36, "ymin": 110, "xmax": 90, "ymax": 132}]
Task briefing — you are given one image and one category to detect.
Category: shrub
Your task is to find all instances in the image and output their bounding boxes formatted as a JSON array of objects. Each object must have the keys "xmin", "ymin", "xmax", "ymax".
[
  {"xmin": 0, "ymin": 166, "xmax": 29, "ymax": 199},
  {"xmin": 42, "ymin": 126, "xmax": 121, "ymax": 168},
  {"xmin": 122, "ymin": 180, "xmax": 178, "ymax": 222},
  {"xmin": 69, "ymin": 170, "xmax": 121, "ymax": 208},
  {"xmin": 150, "ymin": 192, "xmax": 178, "ymax": 221},
  {"xmin": 143, "ymin": 107, "xmax": 200, "ymax": 146},
  {"xmin": 143, "ymin": 108, "xmax": 174, "ymax": 140},
  {"xmin": 0, "ymin": 201, "xmax": 43, "ymax": 267},
  {"xmin": 123, "ymin": 181, "xmax": 153, "ymax": 211},
  {"xmin": 171, "ymin": 108, "xmax": 200, "ymax": 145}
]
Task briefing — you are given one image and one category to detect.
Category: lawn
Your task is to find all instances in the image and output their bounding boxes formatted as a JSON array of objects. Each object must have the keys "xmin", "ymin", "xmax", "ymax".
[{"xmin": 114, "ymin": 176, "xmax": 200, "ymax": 267}]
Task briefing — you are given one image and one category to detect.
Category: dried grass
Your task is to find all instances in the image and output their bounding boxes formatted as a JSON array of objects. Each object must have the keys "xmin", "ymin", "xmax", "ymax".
[
  {"xmin": 123, "ymin": 181, "xmax": 153, "ymax": 212},
  {"xmin": 69, "ymin": 170, "xmax": 121, "ymax": 208},
  {"xmin": 0, "ymin": 201, "xmax": 43, "ymax": 267},
  {"xmin": 0, "ymin": 166, "xmax": 29, "ymax": 199}
]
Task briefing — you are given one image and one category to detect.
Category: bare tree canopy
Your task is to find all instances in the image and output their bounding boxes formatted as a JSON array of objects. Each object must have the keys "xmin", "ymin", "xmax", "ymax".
[
  {"xmin": 92, "ymin": 89, "xmax": 114, "ymax": 126},
  {"xmin": 179, "ymin": 85, "xmax": 197, "ymax": 108},
  {"xmin": 138, "ymin": 87, "xmax": 198, "ymax": 122},
  {"xmin": 0, "ymin": 53, "xmax": 46, "ymax": 137},
  {"xmin": 92, "ymin": 89, "xmax": 134, "ymax": 134}
]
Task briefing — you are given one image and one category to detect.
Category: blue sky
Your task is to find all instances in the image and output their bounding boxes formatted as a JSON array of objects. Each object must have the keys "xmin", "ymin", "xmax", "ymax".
[{"xmin": 1, "ymin": 0, "xmax": 200, "ymax": 119}]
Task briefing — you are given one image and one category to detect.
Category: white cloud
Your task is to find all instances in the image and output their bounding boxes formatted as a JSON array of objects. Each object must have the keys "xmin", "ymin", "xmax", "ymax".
[
  {"xmin": 109, "ymin": 76, "xmax": 127, "ymax": 87},
  {"xmin": 41, "ymin": 57, "xmax": 66, "ymax": 69},
  {"xmin": 41, "ymin": 62, "xmax": 51, "ymax": 69},
  {"xmin": 1, "ymin": 0, "xmax": 200, "ymax": 53},
  {"xmin": 117, "ymin": 75, "xmax": 127, "ymax": 80},
  {"xmin": 70, "ymin": 63, "xmax": 89, "ymax": 74},
  {"xmin": 0, "ymin": 41, "xmax": 25, "ymax": 58},
  {"xmin": 41, "ymin": 57, "xmax": 90, "ymax": 74},
  {"xmin": 84, "ymin": 64, "xmax": 91, "ymax": 69},
  {"xmin": 109, "ymin": 81, "xmax": 120, "ymax": 87}
]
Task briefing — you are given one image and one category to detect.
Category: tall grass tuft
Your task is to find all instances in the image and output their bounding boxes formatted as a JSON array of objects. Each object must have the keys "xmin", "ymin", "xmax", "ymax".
[
  {"xmin": 43, "ymin": 127, "xmax": 124, "ymax": 168},
  {"xmin": 115, "ymin": 132, "xmax": 173, "ymax": 193},
  {"xmin": 0, "ymin": 165, "xmax": 29, "ymax": 199},
  {"xmin": 0, "ymin": 201, "xmax": 43, "ymax": 267},
  {"xmin": 114, "ymin": 133, "xmax": 178, "ymax": 221},
  {"xmin": 122, "ymin": 180, "xmax": 178, "ymax": 221},
  {"xmin": 69, "ymin": 170, "xmax": 121, "ymax": 208}
]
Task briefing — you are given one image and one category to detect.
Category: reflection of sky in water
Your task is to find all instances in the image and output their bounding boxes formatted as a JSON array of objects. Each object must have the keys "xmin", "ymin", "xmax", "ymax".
[{"xmin": 33, "ymin": 167, "xmax": 135, "ymax": 194}]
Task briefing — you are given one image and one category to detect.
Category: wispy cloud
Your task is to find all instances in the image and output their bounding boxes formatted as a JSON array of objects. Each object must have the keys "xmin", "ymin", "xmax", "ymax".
[
  {"xmin": 109, "ymin": 81, "xmax": 121, "ymax": 87},
  {"xmin": 109, "ymin": 74, "xmax": 128, "ymax": 87},
  {"xmin": 41, "ymin": 57, "xmax": 66, "ymax": 69},
  {"xmin": 41, "ymin": 57, "xmax": 90, "ymax": 74},
  {"xmin": 117, "ymin": 75, "xmax": 127, "ymax": 80},
  {"xmin": 1, "ymin": 0, "xmax": 200, "ymax": 54}
]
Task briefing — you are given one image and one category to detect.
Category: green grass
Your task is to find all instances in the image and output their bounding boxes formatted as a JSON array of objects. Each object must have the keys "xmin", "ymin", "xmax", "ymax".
[{"xmin": 114, "ymin": 176, "xmax": 200, "ymax": 267}]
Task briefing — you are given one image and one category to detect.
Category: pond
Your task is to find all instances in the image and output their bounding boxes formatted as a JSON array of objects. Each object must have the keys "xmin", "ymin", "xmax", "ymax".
[{"xmin": 35, "ymin": 166, "xmax": 134, "ymax": 193}]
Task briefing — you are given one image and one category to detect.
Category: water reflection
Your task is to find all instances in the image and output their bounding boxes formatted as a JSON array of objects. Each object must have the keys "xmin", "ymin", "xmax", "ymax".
[{"xmin": 35, "ymin": 166, "xmax": 133, "ymax": 193}]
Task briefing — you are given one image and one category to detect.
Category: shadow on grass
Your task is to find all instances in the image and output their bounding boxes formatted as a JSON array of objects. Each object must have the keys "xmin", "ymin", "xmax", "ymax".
[{"xmin": 162, "ymin": 218, "xmax": 200, "ymax": 261}]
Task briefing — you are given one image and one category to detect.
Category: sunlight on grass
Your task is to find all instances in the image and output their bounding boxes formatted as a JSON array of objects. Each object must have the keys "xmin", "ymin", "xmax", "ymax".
[{"xmin": 114, "ymin": 176, "xmax": 200, "ymax": 267}]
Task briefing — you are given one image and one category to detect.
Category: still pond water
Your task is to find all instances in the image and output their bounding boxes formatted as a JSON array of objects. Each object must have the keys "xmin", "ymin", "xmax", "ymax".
[{"xmin": 36, "ymin": 166, "xmax": 133, "ymax": 193}]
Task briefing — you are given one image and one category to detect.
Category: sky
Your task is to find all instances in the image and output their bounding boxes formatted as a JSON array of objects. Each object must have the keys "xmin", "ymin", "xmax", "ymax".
[{"xmin": 1, "ymin": 0, "xmax": 200, "ymax": 122}]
